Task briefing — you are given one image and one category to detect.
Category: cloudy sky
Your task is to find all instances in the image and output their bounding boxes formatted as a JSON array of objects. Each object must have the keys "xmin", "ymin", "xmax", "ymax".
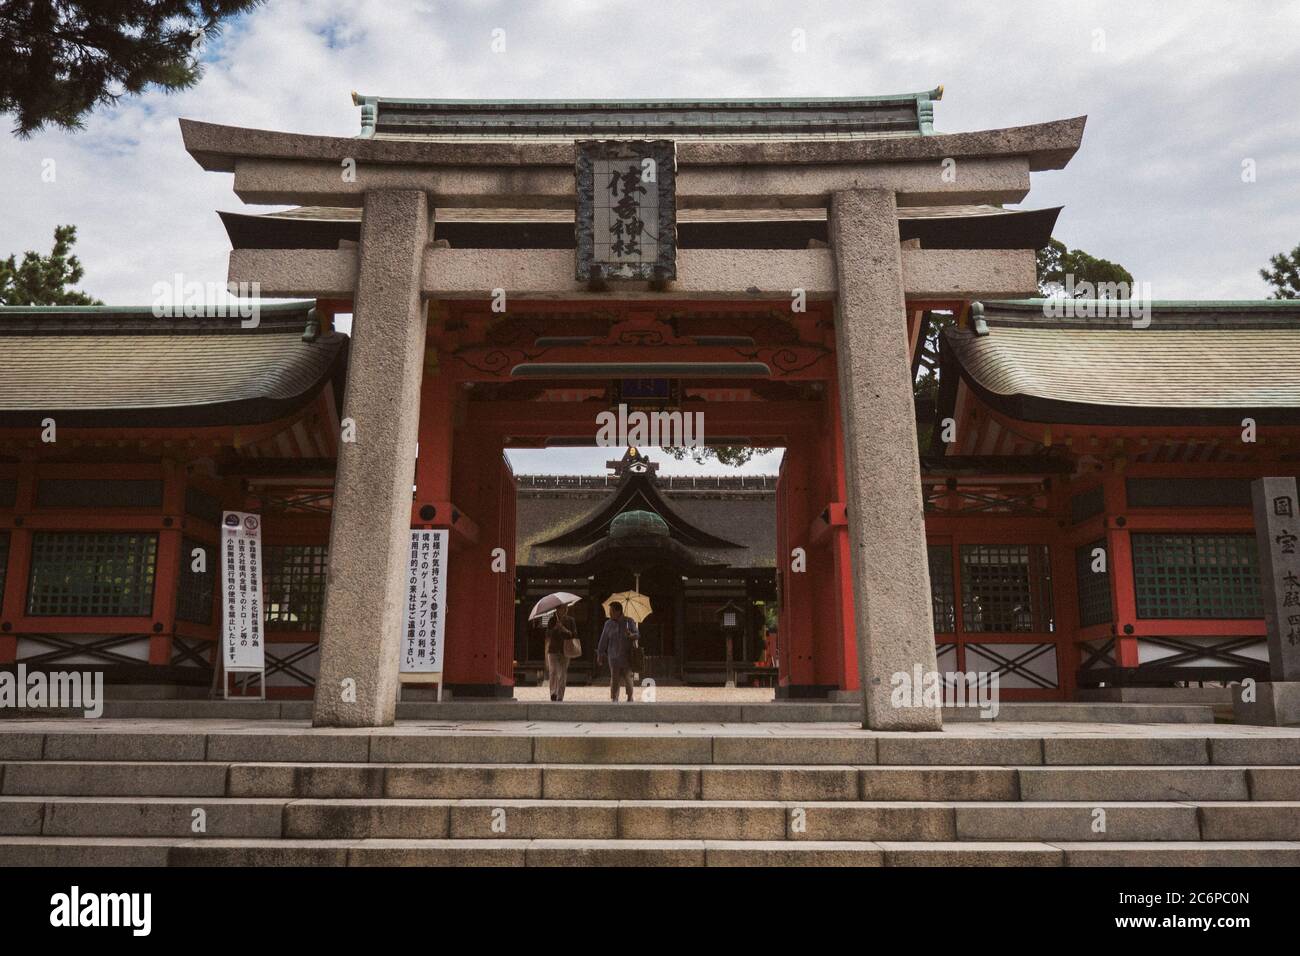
[{"xmin": 2, "ymin": 0, "xmax": 1297, "ymax": 474}]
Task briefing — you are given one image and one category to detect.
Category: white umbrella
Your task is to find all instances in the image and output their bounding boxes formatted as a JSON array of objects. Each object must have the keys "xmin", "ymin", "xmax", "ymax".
[{"xmin": 528, "ymin": 591, "xmax": 582, "ymax": 621}]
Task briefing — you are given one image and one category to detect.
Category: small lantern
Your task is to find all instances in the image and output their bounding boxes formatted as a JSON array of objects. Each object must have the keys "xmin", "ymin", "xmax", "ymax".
[{"xmin": 717, "ymin": 600, "xmax": 744, "ymax": 687}]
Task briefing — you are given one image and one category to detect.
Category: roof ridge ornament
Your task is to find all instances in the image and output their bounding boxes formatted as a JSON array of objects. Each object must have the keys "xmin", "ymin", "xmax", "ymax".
[
  {"xmin": 352, "ymin": 92, "xmax": 377, "ymax": 137},
  {"xmin": 918, "ymin": 85, "xmax": 943, "ymax": 135}
]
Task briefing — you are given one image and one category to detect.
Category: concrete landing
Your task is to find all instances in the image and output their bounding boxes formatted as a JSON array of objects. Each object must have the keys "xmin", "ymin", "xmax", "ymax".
[{"xmin": 0, "ymin": 699, "xmax": 1220, "ymax": 724}]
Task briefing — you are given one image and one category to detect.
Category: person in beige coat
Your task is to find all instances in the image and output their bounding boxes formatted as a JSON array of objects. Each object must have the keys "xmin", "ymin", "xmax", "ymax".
[{"xmin": 545, "ymin": 604, "xmax": 577, "ymax": 701}]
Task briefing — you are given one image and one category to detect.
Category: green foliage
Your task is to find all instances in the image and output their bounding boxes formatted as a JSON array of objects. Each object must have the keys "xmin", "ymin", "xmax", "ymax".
[
  {"xmin": 1260, "ymin": 244, "xmax": 1300, "ymax": 299},
  {"xmin": 913, "ymin": 311, "xmax": 954, "ymax": 404},
  {"xmin": 1036, "ymin": 238, "xmax": 1135, "ymax": 296},
  {"xmin": 659, "ymin": 445, "xmax": 772, "ymax": 468},
  {"xmin": 912, "ymin": 237, "xmax": 1135, "ymax": 426},
  {"xmin": 0, "ymin": 225, "xmax": 102, "ymax": 305},
  {"xmin": 0, "ymin": 0, "xmax": 263, "ymax": 136}
]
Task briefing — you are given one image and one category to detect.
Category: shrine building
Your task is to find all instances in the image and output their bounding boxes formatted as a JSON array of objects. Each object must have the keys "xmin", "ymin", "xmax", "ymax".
[{"xmin": 2, "ymin": 89, "xmax": 1298, "ymax": 728}]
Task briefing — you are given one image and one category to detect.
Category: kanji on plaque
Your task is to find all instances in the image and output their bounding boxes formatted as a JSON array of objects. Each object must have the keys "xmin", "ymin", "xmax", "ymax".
[
  {"xmin": 575, "ymin": 140, "xmax": 676, "ymax": 282},
  {"xmin": 220, "ymin": 511, "xmax": 265, "ymax": 672},
  {"xmin": 400, "ymin": 529, "xmax": 448, "ymax": 674},
  {"xmin": 1252, "ymin": 478, "xmax": 1300, "ymax": 682}
]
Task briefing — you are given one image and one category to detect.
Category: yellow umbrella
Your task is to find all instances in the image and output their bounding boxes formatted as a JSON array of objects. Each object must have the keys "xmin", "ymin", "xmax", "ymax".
[{"xmin": 602, "ymin": 590, "xmax": 652, "ymax": 624}]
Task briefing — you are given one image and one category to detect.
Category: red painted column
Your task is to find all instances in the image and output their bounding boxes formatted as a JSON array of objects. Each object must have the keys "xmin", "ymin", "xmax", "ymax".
[
  {"xmin": 826, "ymin": 376, "xmax": 858, "ymax": 691},
  {"xmin": 1103, "ymin": 471, "xmax": 1141, "ymax": 669},
  {"xmin": 775, "ymin": 449, "xmax": 806, "ymax": 688},
  {"xmin": 444, "ymin": 421, "xmax": 510, "ymax": 693},
  {"xmin": 1049, "ymin": 483, "xmax": 1081, "ymax": 700},
  {"xmin": 149, "ymin": 459, "xmax": 184, "ymax": 666},
  {"xmin": 494, "ymin": 454, "xmax": 517, "ymax": 686},
  {"xmin": 414, "ymin": 369, "xmax": 456, "ymax": 513},
  {"xmin": 774, "ymin": 458, "xmax": 790, "ymax": 685},
  {"xmin": 0, "ymin": 460, "xmax": 36, "ymax": 663},
  {"xmin": 779, "ymin": 434, "xmax": 819, "ymax": 692}
]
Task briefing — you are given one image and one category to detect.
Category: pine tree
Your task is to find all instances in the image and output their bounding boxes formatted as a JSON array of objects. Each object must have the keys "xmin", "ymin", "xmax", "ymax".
[
  {"xmin": 0, "ymin": 225, "xmax": 102, "ymax": 305},
  {"xmin": 1260, "ymin": 244, "xmax": 1300, "ymax": 299},
  {"xmin": 1036, "ymin": 238, "xmax": 1135, "ymax": 296},
  {"xmin": 0, "ymin": 0, "xmax": 263, "ymax": 136}
]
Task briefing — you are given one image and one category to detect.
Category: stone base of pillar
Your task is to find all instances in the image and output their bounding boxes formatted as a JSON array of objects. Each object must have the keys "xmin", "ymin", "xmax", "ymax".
[
  {"xmin": 445, "ymin": 683, "xmax": 516, "ymax": 699},
  {"xmin": 775, "ymin": 684, "xmax": 837, "ymax": 700},
  {"xmin": 1232, "ymin": 681, "xmax": 1300, "ymax": 726}
]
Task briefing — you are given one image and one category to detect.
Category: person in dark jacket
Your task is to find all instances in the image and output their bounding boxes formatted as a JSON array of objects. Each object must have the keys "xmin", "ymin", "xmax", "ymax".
[
  {"xmin": 545, "ymin": 604, "xmax": 577, "ymax": 701},
  {"xmin": 596, "ymin": 601, "xmax": 638, "ymax": 702}
]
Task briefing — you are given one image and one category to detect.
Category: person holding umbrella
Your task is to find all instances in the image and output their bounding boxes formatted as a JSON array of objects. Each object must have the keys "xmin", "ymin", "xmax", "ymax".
[
  {"xmin": 545, "ymin": 603, "xmax": 577, "ymax": 701},
  {"xmin": 528, "ymin": 592, "xmax": 582, "ymax": 702},
  {"xmin": 597, "ymin": 601, "xmax": 639, "ymax": 702}
]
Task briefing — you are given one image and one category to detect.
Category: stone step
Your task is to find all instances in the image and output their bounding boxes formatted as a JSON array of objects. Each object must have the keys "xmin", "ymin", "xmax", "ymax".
[
  {"xmin": 6, "ymin": 699, "xmax": 1219, "ymax": 724},
  {"xmin": 4, "ymin": 796, "xmax": 1298, "ymax": 842},
  {"xmin": 0, "ymin": 761, "xmax": 1287, "ymax": 802},
  {"xmin": 6, "ymin": 761, "xmax": 1299, "ymax": 802},
  {"xmin": 3, "ymin": 836, "xmax": 1299, "ymax": 867},
  {"xmin": 5, "ymin": 730, "xmax": 1299, "ymax": 765}
]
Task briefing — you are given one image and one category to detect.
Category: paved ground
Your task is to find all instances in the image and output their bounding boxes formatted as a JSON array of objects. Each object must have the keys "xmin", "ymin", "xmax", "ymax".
[
  {"xmin": 2, "ymin": 717, "xmax": 1298, "ymax": 738},
  {"xmin": 513, "ymin": 685, "xmax": 775, "ymax": 702}
]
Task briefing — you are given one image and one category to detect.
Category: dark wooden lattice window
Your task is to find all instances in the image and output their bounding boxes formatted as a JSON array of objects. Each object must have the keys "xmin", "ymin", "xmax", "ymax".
[
  {"xmin": 177, "ymin": 536, "xmax": 215, "ymax": 625},
  {"xmin": 1075, "ymin": 540, "xmax": 1113, "ymax": 627},
  {"xmin": 1125, "ymin": 478, "xmax": 1252, "ymax": 509},
  {"xmin": 184, "ymin": 486, "xmax": 223, "ymax": 526},
  {"xmin": 1132, "ymin": 533, "xmax": 1262, "ymax": 619},
  {"xmin": 960, "ymin": 544, "xmax": 1054, "ymax": 633},
  {"xmin": 927, "ymin": 544, "xmax": 955, "ymax": 633},
  {"xmin": 1070, "ymin": 485, "xmax": 1105, "ymax": 525},
  {"xmin": 27, "ymin": 532, "xmax": 158, "ymax": 617},
  {"xmin": 0, "ymin": 479, "xmax": 16, "ymax": 508},
  {"xmin": 35, "ymin": 479, "xmax": 163, "ymax": 509},
  {"xmin": 0, "ymin": 532, "xmax": 9, "ymax": 599},
  {"xmin": 263, "ymin": 544, "xmax": 328, "ymax": 631}
]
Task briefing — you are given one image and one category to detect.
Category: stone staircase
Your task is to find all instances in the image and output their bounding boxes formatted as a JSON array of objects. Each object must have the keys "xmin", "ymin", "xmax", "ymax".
[{"xmin": 2, "ymin": 726, "xmax": 1299, "ymax": 866}]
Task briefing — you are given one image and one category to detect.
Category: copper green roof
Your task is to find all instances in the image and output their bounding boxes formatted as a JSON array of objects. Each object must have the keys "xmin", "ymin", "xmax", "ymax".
[
  {"xmin": 610, "ymin": 510, "xmax": 670, "ymax": 538},
  {"xmin": 352, "ymin": 89, "xmax": 944, "ymax": 141}
]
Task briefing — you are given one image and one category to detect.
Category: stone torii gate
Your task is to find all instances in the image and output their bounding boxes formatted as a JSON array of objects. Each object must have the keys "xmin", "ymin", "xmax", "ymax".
[{"xmin": 182, "ymin": 103, "xmax": 1084, "ymax": 730}]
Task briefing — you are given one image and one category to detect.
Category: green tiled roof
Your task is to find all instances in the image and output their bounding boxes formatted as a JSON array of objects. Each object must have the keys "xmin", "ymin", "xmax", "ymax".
[{"xmin": 352, "ymin": 88, "xmax": 944, "ymax": 141}]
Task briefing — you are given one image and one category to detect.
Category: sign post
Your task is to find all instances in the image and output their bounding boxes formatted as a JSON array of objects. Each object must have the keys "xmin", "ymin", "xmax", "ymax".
[
  {"xmin": 1252, "ymin": 477, "xmax": 1300, "ymax": 681},
  {"xmin": 398, "ymin": 528, "xmax": 449, "ymax": 701},
  {"xmin": 1237, "ymin": 478, "xmax": 1300, "ymax": 724},
  {"xmin": 220, "ymin": 511, "xmax": 265, "ymax": 699}
]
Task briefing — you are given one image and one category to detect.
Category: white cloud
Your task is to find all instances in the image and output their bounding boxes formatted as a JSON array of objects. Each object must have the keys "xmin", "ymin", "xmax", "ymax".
[
  {"xmin": 506, "ymin": 446, "xmax": 785, "ymax": 477},
  {"xmin": 3, "ymin": 0, "xmax": 1296, "ymax": 303}
]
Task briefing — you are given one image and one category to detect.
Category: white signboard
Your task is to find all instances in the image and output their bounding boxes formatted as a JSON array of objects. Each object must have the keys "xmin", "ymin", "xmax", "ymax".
[
  {"xmin": 221, "ymin": 511, "xmax": 265, "ymax": 674},
  {"xmin": 1252, "ymin": 477, "xmax": 1300, "ymax": 682},
  {"xmin": 401, "ymin": 529, "xmax": 448, "ymax": 676}
]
